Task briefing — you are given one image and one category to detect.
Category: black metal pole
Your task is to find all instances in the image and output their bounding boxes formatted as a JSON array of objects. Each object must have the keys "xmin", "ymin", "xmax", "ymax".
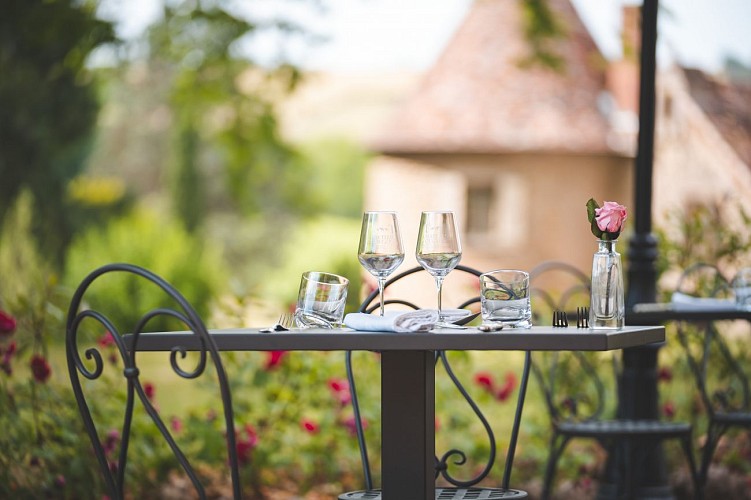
[{"xmin": 600, "ymin": 1, "xmax": 674, "ymax": 498}]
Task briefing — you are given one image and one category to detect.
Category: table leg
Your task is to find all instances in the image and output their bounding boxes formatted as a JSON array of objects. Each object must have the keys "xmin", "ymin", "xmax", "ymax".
[{"xmin": 381, "ymin": 350, "xmax": 435, "ymax": 500}]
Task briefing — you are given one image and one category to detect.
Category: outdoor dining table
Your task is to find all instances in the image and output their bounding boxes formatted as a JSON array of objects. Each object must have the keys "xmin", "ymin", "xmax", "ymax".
[{"xmin": 129, "ymin": 325, "xmax": 665, "ymax": 500}]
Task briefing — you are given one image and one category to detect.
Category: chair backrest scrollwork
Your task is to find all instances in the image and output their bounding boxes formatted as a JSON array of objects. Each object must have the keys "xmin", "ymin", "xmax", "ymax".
[
  {"xmin": 66, "ymin": 263, "xmax": 241, "ymax": 500},
  {"xmin": 347, "ymin": 265, "xmax": 530, "ymax": 492},
  {"xmin": 529, "ymin": 261, "xmax": 613, "ymax": 423}
]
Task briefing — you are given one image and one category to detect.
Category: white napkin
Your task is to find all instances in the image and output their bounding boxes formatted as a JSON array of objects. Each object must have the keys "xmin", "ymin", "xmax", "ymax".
[
  {"xmin": 344, "ymin": 310, "xmax": 440, "ymax": 333},
  {"xmin": 670, "ymin": 292, "xmax": 734, "ymax": 311}
]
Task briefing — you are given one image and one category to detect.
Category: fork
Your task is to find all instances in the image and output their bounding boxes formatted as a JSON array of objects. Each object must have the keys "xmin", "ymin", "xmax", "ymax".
[
  {"xmin": 552, "ymin": 310, "xmax": 568, "ymax": 328},
  {"xmin": 260, "ymin": 313, "xmax": 292, "ymax": 332},
  {"xmin": 576, "ymin": 307, "xmax": 590, "ymax": 328}
]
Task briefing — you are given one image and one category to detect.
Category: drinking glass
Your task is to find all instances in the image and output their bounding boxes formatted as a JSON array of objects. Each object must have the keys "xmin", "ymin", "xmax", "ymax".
[
  {"xmin": 357, "ymin": 211, "xmax": 405, "ymax": 316},
  {"xmin": 734, "ymin": 267, "xmax": 751, "ymax": 311},
  {"xmin": 294, "ymin": 271, "xmax": 349, "ymax": 328},
  {"xmin": 416, "ymin": 211, "xmax": 462, "ymax": 322},
  {"xmin": 480, "ymin": 269, "xmax": 532, "ymax": 329}
]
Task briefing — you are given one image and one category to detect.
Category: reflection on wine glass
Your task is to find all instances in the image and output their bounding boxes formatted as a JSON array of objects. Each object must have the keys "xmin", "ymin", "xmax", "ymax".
[
  {"xmin": 357, "ymin": 211, "xmax": 405, "ymax": 316},
  {"xmin": 416, "ymin": 211, "xmax": 462, "ymax": 322}
]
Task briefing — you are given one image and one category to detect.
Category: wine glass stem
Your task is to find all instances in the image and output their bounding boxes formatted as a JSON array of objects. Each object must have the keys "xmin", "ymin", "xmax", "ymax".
[
  {"xmin": 435, "ymin": 276, "xmax": 445, "ymax": 321},
  {"xmin": 378, "ymin": 277, "xmax": 386, "ymax": 316}
]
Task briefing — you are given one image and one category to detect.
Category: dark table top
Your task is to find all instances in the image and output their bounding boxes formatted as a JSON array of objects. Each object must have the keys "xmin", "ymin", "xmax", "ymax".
[
  {"xmin": 628, "ymin": 303, "xmax": 751, "ymax": 324},
  {"xmin": 127, "ymin": 325, "xmax": 665, "ymax": 352}
]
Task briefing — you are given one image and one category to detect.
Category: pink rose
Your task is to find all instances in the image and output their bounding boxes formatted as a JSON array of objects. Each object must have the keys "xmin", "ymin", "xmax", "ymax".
[{"xmin": 595, "ymin": 201, "xmax": 628, "ymax": 234}]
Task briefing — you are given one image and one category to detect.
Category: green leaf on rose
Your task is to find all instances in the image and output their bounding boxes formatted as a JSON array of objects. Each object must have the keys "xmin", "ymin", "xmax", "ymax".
[{"xmin": 586, "ymin": 198, "xmax": 603, "ymax": 239}]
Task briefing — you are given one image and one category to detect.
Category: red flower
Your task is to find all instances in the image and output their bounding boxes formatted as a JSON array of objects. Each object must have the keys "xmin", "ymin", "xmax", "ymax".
[
  {"xmin": 103, "ymin": 429, "xmax": 120, "ymax": 456},
  {"xmin": 474, "ymin": 372, "xmax": 494, "ymax": 392},
  {"xmin": 662, "ymin": 401, "xmax": 676, "ymax": 419},
  {"xmin": 54, "ymin": 475, "xmax": 66, "ymax": 488},
  {"xmin": 0, "ymin": 311, "xmax": 16, "ymax": 336},
  {"xmin": 328, "ymin": 378, "xmax": 349, "ymax": 393},
  {"xmin": 496, "ymin": 372, "xmax": 517, "ymax": 402},
  {"xmin": 435, "ymin": 417, "xmax": 441, "ymax": 432},
  {"xmin": 143, "ymin": 382, "xmax": 155, "ymax": 401},
  {"xmin": 1, "ymin": 340, "xmax": 17, "ymax": 374},
  {"xmin": 98, "ymin": 331, "xmax": 115, "ymax": 349},
  {"xmin": 301, "ymin": 418, "xmax": 319, "ymax": 434},
  {"xmin": 657, "ymin": 366, "xmax": 673, "ymax": 382},
  {"xmin": 236, "ymin": 424, "xmax": 259, "ymax": 465},
  {"xmin": 30, "ymin": 354, "xmax": 51, "ymax": 383},
  {"xmin": 264, "ymin": 350, "xmax": 286, "ymax": 370},
  {"xmin": 342, "ymin": 415, "xmax": 368, "ymax": 436}
]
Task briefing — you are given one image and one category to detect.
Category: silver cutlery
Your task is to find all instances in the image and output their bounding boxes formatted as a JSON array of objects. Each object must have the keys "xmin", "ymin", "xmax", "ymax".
[{"xmin": 260, "ymin": 313, "xmax": 292, "ymax": 332}]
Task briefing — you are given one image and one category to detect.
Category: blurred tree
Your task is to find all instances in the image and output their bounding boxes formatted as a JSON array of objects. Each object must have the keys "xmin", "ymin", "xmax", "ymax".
[
  {"xmin": 141, "ymin": 0, "xmax": 319, "ymax": 231},
  {"xmin": 0, "ymin": 0, "xmax": 115, "ymax": 265}
]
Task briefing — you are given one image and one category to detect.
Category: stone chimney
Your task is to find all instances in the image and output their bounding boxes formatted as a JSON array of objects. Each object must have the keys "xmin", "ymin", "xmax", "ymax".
[{"xmin": 605, "ymin": 4, "xmax": 641, "ymax": 153}]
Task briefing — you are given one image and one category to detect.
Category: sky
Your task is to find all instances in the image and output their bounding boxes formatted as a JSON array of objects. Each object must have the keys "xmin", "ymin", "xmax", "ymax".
[{"xmin": 103, "ymin": 0, "xmax": 751, "ymax": 74}]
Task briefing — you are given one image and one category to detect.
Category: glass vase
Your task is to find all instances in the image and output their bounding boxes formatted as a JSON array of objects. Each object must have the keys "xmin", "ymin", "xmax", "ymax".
[{"xmin": 589, "ymin": 239, "xmax": 625, "ymax": 329}]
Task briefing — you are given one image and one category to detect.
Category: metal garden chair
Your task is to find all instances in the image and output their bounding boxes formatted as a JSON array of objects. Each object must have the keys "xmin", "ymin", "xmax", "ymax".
[
  {"xmin": 66, "ymin": 263, "xmax": 241, "ymax": 500},
  {"xmin": 529, "ymin": 261, "xmax": 698, "ymax": 499},
  {"xmin": 340, "ymin": 265, "xmax": 531, "ymax": 500},
  {"xmin": 672, "ymin": 263, "xmax": 751, "ymax": 498}
]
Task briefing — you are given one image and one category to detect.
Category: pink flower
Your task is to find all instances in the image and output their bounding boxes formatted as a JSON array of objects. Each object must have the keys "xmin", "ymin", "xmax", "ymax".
[
  {"xmin": 301, "ymin": 418, "xmax": 319, "ymax": 434},
  {"xmin": 264, "ymin": 350, "xmax": 286, "ymax": 370},
  {"xmin": 54, "ymin": 475, "xmax": 66, "ymax": 488},
  {"xmin": 30, "ymin": 354, "xmax": 51, "ymax": 383},
  {"xmin": 474, "ymin": 372, "xmax": 494, "ymax": 392},
  {"xmin": 170, "ymin": 417, "xmax": 183, "ymax": 433},
  {"xmin": 0, "ymin": 310, "xmax": 16, "ymax": 336},
  {"xmin": 98, "ymin": 331, "xmax": 115, "ymax": 349},
  {"xmin": 595, "ymin": 201, "xmax": 628, "ymax": 234},
  {"xmin": 143, "ymin": 382, "xmax": 155, "ymax": 401},
  {"xmin": 328, "ymin": 377, "xmax": 352, "ymax": 406},
  {"xmin": 342, "ymin": 415, "xmax": 368, "ymax": 436}
]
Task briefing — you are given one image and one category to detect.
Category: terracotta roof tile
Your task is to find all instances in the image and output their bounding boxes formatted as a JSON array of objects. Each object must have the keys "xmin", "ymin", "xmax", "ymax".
[
  {"xmin": 372, "ymin": 0, "xmax": 614, "ymax": 155},
  {"xmin": 683, "ymin": 67, "xmax": 751, "ymax": 167}
]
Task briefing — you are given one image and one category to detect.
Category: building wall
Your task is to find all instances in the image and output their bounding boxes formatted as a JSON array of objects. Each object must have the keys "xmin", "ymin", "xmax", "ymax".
[
  {"xmin": 363, "ymin": 152, "xmax": 633, "ymax": 307},
  {"xmin": 654, "ymin": 68, "xmax": 751, "ymax": 230}
]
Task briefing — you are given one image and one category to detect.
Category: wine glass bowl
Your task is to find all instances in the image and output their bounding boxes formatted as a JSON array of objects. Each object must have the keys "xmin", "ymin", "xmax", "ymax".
[
  {"xmin": 415, "ymin": 211, "xmax": 462, "ymax": 322},
  {"xmin": 357, "ymin": 211, "xmax": 405, "ymax": 316}
]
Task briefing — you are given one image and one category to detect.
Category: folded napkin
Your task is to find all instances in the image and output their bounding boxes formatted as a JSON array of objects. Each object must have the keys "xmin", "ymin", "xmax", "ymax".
[
  {"xmin": 344, "ymin": 310, "xmax": 440, "ymax": 333},
  {"xmin": 671, "ymin": 292, "xmax": 734, "ymax": 311}
]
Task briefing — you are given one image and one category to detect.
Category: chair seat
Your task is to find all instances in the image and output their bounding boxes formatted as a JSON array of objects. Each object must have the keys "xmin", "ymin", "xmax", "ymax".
[
  {"xmin": 339, "ymin": 487, "xmax": 528, "ymax": 499},
  {"xmin": 556, "ymin": 419, "xmax": 691, "ymax": 439},
  {"xmin": 714, "ymin": 411, "xmax": 751, "ymax": 426}
]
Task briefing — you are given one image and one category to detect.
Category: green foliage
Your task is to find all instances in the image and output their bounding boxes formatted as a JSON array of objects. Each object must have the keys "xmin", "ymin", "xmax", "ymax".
[
  {"xmin": 298, "ymin": 138, "xmax": 370, "ymax": 218},
  {"xmin": 63, "ymin": 207, "xmax": 228, "ymax": 332},
  {"xmin": 520, "ymin": 0, "xmax": 566, "ymax": 71},
  {"xmin": 0, "ymin": 0, "xmax": 116, "ymax": 264},
  {"xmin": 656, "ymin": 200, "xmax": 751, "ymax": 284},
  {"xmin": 140, "ymin": 0, "xmax": 316, "ymax": 228}
]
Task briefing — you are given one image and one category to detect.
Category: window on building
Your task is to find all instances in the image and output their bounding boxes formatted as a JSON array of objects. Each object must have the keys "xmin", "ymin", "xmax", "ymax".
[{"xmin": 466, "ymin": 186, "xmax": 494, "ymax": 236}]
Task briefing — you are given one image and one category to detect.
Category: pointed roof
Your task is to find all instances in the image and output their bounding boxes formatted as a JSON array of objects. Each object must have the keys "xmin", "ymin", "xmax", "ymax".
[{"xmin": 372, "ymin": 0, "xmax": 615, "ymax": 155}]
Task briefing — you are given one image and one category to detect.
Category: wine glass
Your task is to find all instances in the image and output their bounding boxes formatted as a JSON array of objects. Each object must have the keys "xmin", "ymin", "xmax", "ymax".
[
  {"xmin": 416, "ymin": 211, "xmax": 462, "ymax": 322},
  {"xmin": 357, "ymin": 211, "xmax": 405, "ymax": 316}
]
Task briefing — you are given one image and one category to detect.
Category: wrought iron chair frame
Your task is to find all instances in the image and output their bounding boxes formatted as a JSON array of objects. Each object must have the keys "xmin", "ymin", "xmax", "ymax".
[
  {"xmin": 66, "ymin": 263, "xmax": 241, "ymax": 500},
  {"xmin": 529, "ymin": 261, "xmax": 698, "ymax": 499},
  {"xmin": 672, "ymin": 263, "xmax": 751, "ymax": 497},
  {"xmin": 341, "ymin": 265, "xmax": 531, "ymax": 499}
]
